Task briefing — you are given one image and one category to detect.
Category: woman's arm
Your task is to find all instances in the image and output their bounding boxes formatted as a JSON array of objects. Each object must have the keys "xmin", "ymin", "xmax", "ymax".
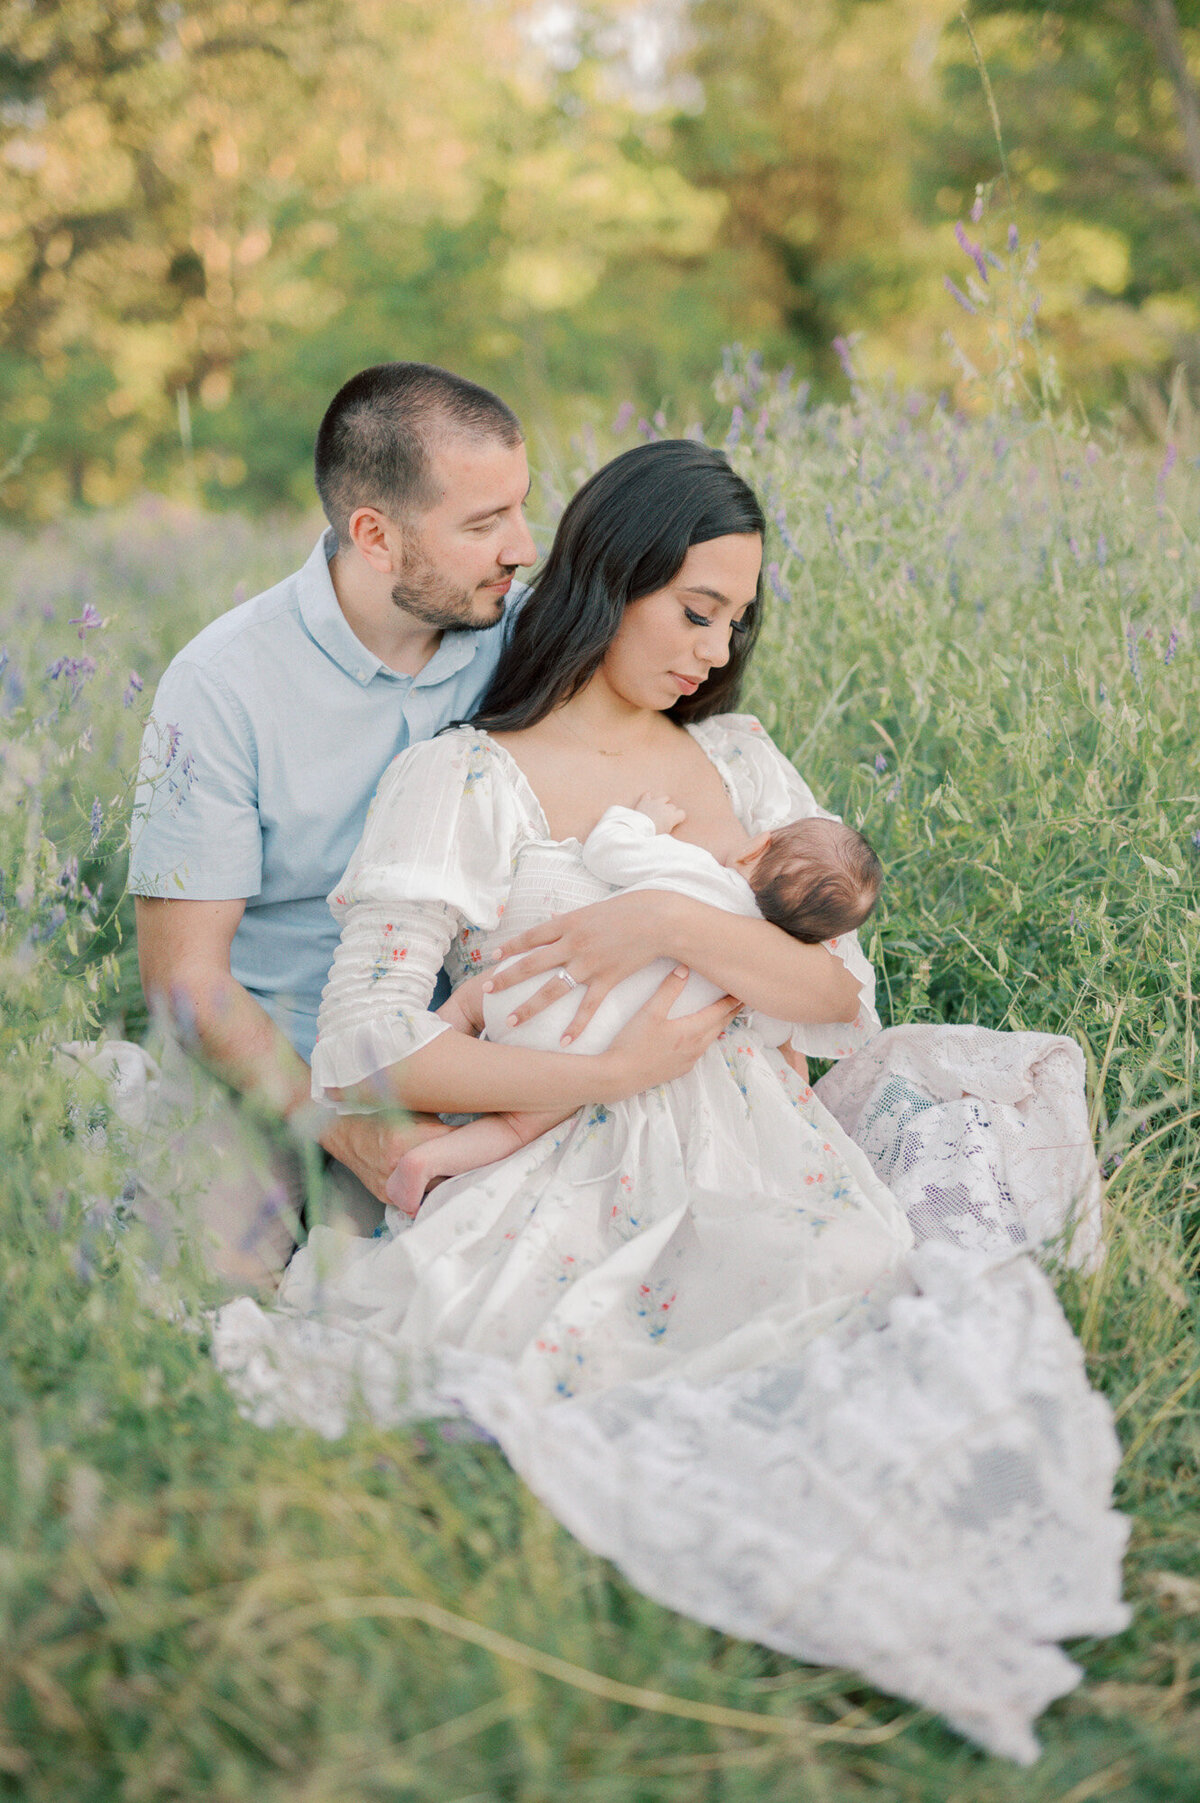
[
  {"xmin": 488, "ymin": 889, "xmax": 861, "ymax": 1043},
  {"xmin": 332, "ymin": 968, "xmax": 738, "ymax": 1113}
]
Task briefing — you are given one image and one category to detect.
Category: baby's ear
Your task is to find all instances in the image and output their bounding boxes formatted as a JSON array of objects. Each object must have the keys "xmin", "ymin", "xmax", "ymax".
[{"xmin": 733, "ymin": 831, "xmax": 772, "ymax": 869}]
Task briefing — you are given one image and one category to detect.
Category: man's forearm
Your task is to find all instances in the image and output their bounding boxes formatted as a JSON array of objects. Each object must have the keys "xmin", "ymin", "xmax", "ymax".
[
  {"xmin": 661, "ymin": 896, "xmax": 861, "ymax": 1023},
  {"xmin": 154, "ymin": 966, "xmax": 322, "ymax": 1133}
]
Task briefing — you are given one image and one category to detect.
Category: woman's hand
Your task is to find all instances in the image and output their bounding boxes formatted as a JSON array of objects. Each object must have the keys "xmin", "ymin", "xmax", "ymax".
[
  {"xmin": 490, "ymin": 889, "xmax": 682, "ymax": 1044},
  {"xmin": 595, "ymin": 965, "xmax": 739, "ymax": 1100}
]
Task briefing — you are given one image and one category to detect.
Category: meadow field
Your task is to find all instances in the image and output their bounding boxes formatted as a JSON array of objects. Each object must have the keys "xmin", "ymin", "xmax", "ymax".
[{"xmin": 1, "ymin": 347, "xmax": 1199, "ymax": 1800}]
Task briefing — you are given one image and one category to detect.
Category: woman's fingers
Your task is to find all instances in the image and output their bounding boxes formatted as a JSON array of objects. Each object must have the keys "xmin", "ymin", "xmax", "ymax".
[
  {"xmin": 502, "ymin": 970, "xmax": 580, "ymax": 1029},
  {"xmin": 488, "ymin": 941, "xmax": 569, "ymax": 994},
  {"xmin": 493, "ymin": 916, "xmax": 565, "ymax": 964}
]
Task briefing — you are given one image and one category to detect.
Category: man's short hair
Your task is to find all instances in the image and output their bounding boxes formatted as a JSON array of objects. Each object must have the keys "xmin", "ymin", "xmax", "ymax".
[{"xmin": 314, "ymin": 362, "xmax": 523, "ymax": 544}]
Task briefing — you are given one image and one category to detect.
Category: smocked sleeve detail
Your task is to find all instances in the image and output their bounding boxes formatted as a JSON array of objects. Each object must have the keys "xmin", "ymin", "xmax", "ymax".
[{"xmin": 311, "ymin": 731, "xmax": 526, "ymax": 1104}]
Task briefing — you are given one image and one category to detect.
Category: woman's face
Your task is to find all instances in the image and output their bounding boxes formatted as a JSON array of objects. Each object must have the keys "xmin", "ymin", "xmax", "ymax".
[{"xmin": 600, "ymin": 534, "xmax": 763, "ymax": 713}]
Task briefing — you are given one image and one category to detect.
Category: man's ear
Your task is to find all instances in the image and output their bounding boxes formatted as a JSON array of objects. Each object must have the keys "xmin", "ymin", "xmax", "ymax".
[{"xmin": 344, "ymin": 505, "xmax": 402, "ymax": 573}]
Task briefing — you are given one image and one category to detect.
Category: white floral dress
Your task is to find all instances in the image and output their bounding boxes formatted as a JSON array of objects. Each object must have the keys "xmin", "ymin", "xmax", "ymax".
[{"xmin": 214, "ymin": 714, "xmax": 1129, "ymax": 1764}]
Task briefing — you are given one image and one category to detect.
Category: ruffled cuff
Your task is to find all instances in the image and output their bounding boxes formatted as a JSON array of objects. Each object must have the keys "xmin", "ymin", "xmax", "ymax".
[
  {"xmin": 787, "ymin": 932, "xmax": 881, "ymax": 1061},
  {"xmin": 311, "ymin": 1010, "xmax": 452, "ymax": 1109}
]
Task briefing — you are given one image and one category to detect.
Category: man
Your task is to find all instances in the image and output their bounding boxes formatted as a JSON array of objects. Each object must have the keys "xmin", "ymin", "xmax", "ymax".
[{"xmin": 129, "ymin": 362, "xmax": 538, "ymax": 1283}]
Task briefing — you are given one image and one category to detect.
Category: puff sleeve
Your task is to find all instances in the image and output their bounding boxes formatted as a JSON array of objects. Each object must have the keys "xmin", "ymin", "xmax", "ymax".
[{"xmin": 311, "ymin": 732, "xmax": 526, "ymax": 1104}]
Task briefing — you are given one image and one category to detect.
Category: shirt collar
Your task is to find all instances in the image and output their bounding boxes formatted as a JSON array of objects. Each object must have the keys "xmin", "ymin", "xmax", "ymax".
[{"xmin": 295, "ymin": 529, "xmax": 495, "ymax": 689}]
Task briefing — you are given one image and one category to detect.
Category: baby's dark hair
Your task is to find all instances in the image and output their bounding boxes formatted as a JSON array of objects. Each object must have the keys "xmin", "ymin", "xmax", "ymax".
[{"xmin": 749, "ymin": 817, "xmax": 882, "ymax": 944}]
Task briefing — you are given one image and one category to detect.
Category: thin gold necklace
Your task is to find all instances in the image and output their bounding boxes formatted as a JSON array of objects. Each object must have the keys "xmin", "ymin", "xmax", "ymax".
[{"xmin": 553, "ymin": 710, "xmax": 656, "ymax": 758}]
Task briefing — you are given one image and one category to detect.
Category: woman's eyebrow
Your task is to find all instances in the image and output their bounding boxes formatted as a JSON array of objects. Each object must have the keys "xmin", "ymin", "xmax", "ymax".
[{"xmin": 680, "ymin": 585, "xmax": 753, "ymax": 610}]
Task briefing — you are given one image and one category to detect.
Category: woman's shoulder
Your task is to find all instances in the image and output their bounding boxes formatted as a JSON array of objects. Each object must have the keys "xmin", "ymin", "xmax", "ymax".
[{"xmin": 691, "ymin": 713, "xmax": 825, "ymax": 829}]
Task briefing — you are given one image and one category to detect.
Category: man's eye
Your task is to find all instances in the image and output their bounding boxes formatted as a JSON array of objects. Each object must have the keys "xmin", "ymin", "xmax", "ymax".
[{"xmin": 684, "ymin": 607, "xmax": 712, "ymax": 627}]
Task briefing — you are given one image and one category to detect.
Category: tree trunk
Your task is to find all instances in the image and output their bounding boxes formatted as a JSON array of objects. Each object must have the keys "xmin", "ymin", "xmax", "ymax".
[{"xmin": 1137, "ymin": 0, "xmax": 1200, "ymax": 191}]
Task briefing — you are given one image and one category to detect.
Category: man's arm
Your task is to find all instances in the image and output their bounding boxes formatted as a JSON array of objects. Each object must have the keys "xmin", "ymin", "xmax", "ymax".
[
  {"xmin": 486, "ymin": 890, "xmax": 861, "ymax": 1044},
  {"xmin": 134, "ymin": 896, "xmax": 440, "ymax": 1201}
]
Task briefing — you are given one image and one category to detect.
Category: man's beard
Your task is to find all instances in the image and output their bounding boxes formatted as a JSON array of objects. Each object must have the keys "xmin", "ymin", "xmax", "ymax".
[{"xmin": 391, "ymin": 538, "xmax": 511, "ymax": 633}]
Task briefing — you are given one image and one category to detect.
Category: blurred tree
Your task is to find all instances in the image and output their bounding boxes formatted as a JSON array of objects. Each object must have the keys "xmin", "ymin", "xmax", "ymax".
[
  {"xmin": 671, "ymin": 0, "xmax": 960, "ymax": 385},
  {"xmin": 0, "ymin": 0, "xmax": 734, "ymax": 517},
  {"xmin": 925, "ymin": 1, "xmax": 1200, "ymax": 407}
]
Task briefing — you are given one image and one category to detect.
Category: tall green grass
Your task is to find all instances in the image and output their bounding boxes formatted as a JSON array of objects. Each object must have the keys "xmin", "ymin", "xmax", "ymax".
[{"xmin": 1, "ymin": 364, "xmax": 1198, "ymax": 1799}]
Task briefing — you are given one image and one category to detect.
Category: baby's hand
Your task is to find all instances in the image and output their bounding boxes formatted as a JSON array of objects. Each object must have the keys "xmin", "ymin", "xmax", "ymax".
[{"xmin": 635, "ymin": 792, "xmax": 686, "ymax": 835}]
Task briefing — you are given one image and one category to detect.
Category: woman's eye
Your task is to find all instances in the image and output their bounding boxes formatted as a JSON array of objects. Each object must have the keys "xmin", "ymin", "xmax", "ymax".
[
  {"xmin": 730, "ymin": 615, "xmax": 750, "ymax": 637},
  {"xmin": 684, "ymin": 607, "xmax": 712, "ymax": 627}
]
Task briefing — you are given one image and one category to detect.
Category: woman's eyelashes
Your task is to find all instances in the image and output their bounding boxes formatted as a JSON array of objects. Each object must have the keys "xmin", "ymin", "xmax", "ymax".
[{"xmin": 683, "ymin": 605, "xmax": 750, "ymax": 636}]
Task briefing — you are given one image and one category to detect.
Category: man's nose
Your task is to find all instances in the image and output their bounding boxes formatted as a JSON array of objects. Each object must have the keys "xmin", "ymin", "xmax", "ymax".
[{"xmin": 502, "ymin": 513, "xmax": 538, "ymax": 569}]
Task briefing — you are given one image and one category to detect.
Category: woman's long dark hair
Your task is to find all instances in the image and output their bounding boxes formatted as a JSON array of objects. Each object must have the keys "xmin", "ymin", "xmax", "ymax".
[{"xmin": 471, "ymin": 439, "xmax": 766, "ymax": 732}]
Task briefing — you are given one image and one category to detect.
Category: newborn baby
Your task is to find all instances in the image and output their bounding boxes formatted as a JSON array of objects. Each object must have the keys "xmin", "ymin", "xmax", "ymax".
[{"xmin": 386, "ymin": 794, "xmax": 882, "ymax": 1216}]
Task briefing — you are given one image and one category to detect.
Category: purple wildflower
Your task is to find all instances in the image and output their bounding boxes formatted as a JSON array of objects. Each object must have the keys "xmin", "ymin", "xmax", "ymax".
[
  {"xmin": 774, "ymin": 509, "xmax": 803, "ymax": 559},
  {"xmin": 874, "ymin": 752, "xmax": 888, "ymax": 775},
  {"xmin": 1159, "ymin": 444, "xmax": 1178, "ymax": 485},
  {"xmin": 69, "ymin": 603, "xmax": 103, "ymax": 640},
  {"xmin": 832, "ymin": 335, "xmax": 857, "ymax": 381},
  {"xmin": 46, "ymin": 655, "xmax": 97, "ymax": 691},
  {"xmin": 653, "ymin": 409, "xmax": 667, "ymax": 432},
  {"xmin": 636, "ymin": 417, "xmax": 656, "ymax": 442},
  {"xmin": 164, "ymin": 723, "xmax": 181, "ymax": 766},
  {"xmin": 1008, "ymin": 222, "xmax": 1019, "ymax": 253},
  {"xmin": 123, "ymin": 669, "xmax": 144, "ymax": 708},
  {"xmin": 1126, "ymin": 622, "xmax": 1141, "ymax": 684},
  {"xmin": 58, "ymin": 856, "xmax": 79, "ymax": 893},
  {"xmin": 725, "ymin": 406, "xmax": 744, "ymax": 449},
  {"xmin": 754, "ymin": 406, "xmax": 769, "ymax": 447},
  {"xmin": 1165, "ymin": 627, "xmax": 1179, "ymax": 665},
  {"xmin": 1085, "ymin": 443, "xmax": 1099, "ymax": 467},
  {"xmin": 944, "ymin": 277, "xmax": 977, "ymax": 316},
  {"xmin": 886, "ymin": 776, "xmax": 902, "ymax": 803},
  {"xmin": 90, "ymin": 798, "xmax": 103, "ymax": 849},
  {"xmin": 971, "ymin": 193, "xmax": 984, "ymax": 224},
  {"xmin": 767, "ymin": 561, "xmax": 790, "ymax": 604},
  {"xmin": 611, "ymin": 401, "xmax": 635, "ymax": 434},
  {"xmin": 954, "ymin": 221, "xmax": 988, "ymax": 284},
  {"xmin": 1068, "ymin": 536, "xmax": 1079, "ymax": 561}
]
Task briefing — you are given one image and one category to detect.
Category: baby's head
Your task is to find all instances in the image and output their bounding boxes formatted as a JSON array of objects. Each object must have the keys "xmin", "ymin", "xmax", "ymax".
[{"xmin": 736, "ymin": 817, "xmax": 882, "ymax": 944}]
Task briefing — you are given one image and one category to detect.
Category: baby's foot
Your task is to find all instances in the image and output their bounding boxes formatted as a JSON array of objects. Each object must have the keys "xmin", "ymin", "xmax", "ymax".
[{"xmin": 385, "ymin": 1147, "xmax": 439, "ymax": 1218}]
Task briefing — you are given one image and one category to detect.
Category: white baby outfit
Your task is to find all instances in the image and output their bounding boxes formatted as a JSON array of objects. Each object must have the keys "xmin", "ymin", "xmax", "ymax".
[{"xmin": 482, "ymin": 803, "xmax": 797, "ymax": 1054}]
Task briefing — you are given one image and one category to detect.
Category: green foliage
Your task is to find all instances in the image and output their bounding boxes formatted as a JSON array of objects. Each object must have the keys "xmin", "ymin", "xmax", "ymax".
[
  {"xmin": 2, "ymin": 349, "xmax": 1200, "ymax": 1794},
  {"xmin": 8, "ymin": 1, "xmax": 1200, "ymax": 519}
]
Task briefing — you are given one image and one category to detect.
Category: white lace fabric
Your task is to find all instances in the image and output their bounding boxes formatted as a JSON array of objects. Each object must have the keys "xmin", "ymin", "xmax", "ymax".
[{"xmin": 213, "ymin": 714, "xmax": 1129, "ymax": 1764}]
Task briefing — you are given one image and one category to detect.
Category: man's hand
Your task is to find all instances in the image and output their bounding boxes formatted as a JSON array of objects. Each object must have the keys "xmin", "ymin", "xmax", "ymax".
[
  {"xmin": 489, "ymin": 889, "xmax": 681, "ymax": 1045},
  {"xmin": 635, "ymin": 791, "xmax": 686, "ymax": 834},
  {"xmin": 319, "ymin": 1111, "xmax": 453, "ymax": 1205},
  {"xmin": 436, "ymin": 971, "xmax": 489, "ymax": 1035},
  {"xmin": 597, "ymin": 966, "xmax": 739, "ymax": 1100}
]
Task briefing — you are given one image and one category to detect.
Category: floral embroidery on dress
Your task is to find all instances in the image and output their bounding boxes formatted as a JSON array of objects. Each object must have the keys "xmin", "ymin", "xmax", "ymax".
[{"xmin": 634, "ymin": 1276, "xmax": 677, "ymax": 1341}]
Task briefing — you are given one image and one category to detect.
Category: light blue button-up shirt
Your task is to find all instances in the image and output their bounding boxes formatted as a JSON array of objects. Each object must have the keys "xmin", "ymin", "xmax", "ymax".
[{"xmin": 128, "ymin": 530, "xmax": 520, "ymax": 1062}]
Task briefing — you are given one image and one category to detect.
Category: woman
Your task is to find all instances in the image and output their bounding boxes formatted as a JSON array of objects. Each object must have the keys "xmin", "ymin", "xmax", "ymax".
[{"xmin": 216, "ymin": 442, "xmax": 1127, "ymax": 1762}]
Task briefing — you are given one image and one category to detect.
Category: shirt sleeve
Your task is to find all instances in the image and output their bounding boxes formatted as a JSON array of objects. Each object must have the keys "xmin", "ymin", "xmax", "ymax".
[
  {"xmin": 126, "ymin": 657, "xmax": 262, "ymax": 900},
  {"xmin": 311, "ymin": 732, "xmax": 525, "ymax": 1105},
  {"xmin": 699, "ymin": 714, "xmax": 882, "ymax": 1059}
]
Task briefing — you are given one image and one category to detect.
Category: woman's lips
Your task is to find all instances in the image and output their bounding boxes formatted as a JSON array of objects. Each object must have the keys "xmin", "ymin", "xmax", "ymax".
[{"xmin": 671, "ymin": 672, "xmax": 702, "ymax": 695}]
